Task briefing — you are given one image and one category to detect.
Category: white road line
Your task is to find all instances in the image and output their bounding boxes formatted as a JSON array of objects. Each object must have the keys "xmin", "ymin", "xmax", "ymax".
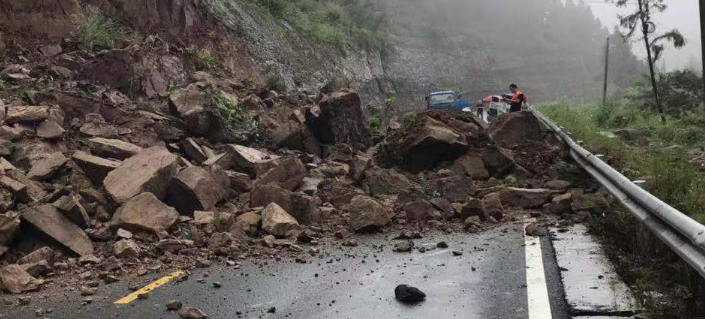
[{"xmin": 525, "ymin": 223, "xmax": 553, "ymax": 319}]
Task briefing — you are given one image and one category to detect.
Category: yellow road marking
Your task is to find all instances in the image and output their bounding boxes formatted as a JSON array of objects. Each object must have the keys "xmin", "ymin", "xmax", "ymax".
[{"xmin": 114, "ymin": 270, "xmax": 185, "ymax": 305}]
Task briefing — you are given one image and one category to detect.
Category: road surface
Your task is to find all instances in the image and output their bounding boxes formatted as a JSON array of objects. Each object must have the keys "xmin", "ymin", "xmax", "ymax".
[{"xmin": 0, "ymin": 223, "xmax": 635, "ymax": 319}]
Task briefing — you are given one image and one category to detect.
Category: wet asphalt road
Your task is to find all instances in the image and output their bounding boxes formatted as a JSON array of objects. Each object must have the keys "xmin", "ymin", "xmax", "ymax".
[{"xmin": 0, "ymin": 224, "xmax": 573, "ymax": 319}]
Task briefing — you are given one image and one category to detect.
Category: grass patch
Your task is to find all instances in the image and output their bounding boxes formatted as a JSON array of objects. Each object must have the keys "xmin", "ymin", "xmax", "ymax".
[
  {"xmin": 76, "ymin": 7, "xmax": 142, "ymax": 52},
  {"xmin": 194, "ymin": 48, "xmax": 218, "ymax": 71},
  {"xmin": 541, "ymin": 99, "xmax": 705, "ymax": 317},
  {"xmin": 540, "ymin": 100, "xmax": 705, "ymax": 222},
  {"xmin": 253, "ymin": 0, "xmax": 387, "ymax": 52},
  {"xmin": 206, "ymin": 87, "xmax": 266, "ymax": 143}
]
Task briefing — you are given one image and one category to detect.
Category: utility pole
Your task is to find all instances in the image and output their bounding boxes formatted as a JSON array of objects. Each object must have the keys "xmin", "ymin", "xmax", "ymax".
[
  {"xmin": 700, "ymin": 0, "xmax": 705, "ymax": 115},
  {"xmin": 603, "ymin": 36, "xmax": 610, "ymax": 107}
]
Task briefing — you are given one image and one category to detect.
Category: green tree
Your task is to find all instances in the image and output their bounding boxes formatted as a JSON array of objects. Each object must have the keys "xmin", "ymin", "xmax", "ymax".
[{"xmin": 614, "ymin": 0, "xmax": 686, "ymax": 124}]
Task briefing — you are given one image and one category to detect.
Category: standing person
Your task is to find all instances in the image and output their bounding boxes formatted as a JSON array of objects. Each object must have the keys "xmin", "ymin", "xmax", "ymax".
[{"xmin": 502, "ymin": 83, "xmax": 527, "ymax": 113}]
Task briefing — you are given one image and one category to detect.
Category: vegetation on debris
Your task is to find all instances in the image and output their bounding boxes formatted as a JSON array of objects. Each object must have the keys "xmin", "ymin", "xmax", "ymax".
[
  {"xmin": 206, "ymin": 87, "xmax": 264, "ymax": 143},
  {"xmin": 76, "ymin": 7, "xmax": 142, "ymax": 52},
  {"xmin": 192, "ymin": 48, "xmax": 218, "ymax": 71}
]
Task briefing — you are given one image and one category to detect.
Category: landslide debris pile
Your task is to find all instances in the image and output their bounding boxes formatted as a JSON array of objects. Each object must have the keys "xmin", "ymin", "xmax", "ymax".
[{"xmin": 0, "ymin": 40, "xmax": 606, "ymax": 297}]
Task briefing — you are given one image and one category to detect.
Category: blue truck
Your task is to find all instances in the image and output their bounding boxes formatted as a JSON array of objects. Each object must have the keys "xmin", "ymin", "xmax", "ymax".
[{"xmin": 425, "ymin": 90, "xmax": 470, "ymax": 111}]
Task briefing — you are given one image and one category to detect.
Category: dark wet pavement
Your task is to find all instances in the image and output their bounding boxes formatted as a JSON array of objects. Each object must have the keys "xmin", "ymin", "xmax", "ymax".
[{"xmin": 0, "ymin": 224, "xmax": 577, "ymax": 319}]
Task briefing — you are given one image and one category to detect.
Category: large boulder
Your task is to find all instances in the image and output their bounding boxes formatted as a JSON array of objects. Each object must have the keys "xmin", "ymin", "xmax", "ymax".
[
  {"xmin": 364, "ymin": 167, "xmax": 417, "ymax": 196},
  {"xmin": 166, "ymin": 166, "xmax": 226, "ymax": 215},
  {"xmin": 480, "ymin": 145, "xmax": 516, "ymax": 177},
  {"xmin": 482, "ymin": 193, "xmax": 505, "ymax": 220},
  {"xmin": 305, "ymin": 89, "xmax": 372, "ymax": 148},
  {"xmin": 86, "ymin": 137, "xmax": 142, "ymax": 160},
  {"xmin": 21, "ymin": 205, "xmax": 94, "ymax": 256},
  {"xmin": 27, "ymin": 152, "xmax": 67, "ymax": 180},
  {"xmin": 253, "ymin": 156, "xmax": 306, "ymax": 191},
  {"xmin": 53, "ymin": 195, "xmax": 91, "ymax": 229},
  {"xmin": 498, "ymin": 187, "xmax": 552, "ymax": 208},
  {"xmin": 72, "ymin": 151, "xmax": 121, "ymax": 185},
  {"xmin": 250, "ymin": 183, "xmax": 319, "ymax": 224},
  {"xmin": 5, "ymin": 106, "xmax": 50, "ymax": 125},
  {"xmin": 391, "ymin": 115, "xmax": 471, "ymax": 171},
  {"xmin": 168, "ymin": 84, "xmax": 250, "ymax": 143},
  {"xmin": 348, "ymin": 195, "xmax": 390, "ymax": 232},
  {"xmin": 259, "ymin": 106, "xmax": 321, "ymax": 156},
  {"xmin": 427, "ymin": 174, "xmax": 474, "ymax": 203},
  {"xmin": 403, "ymin": 200, "xmax": 442, "ymax": 221},
  {"xmin": 110, "ymin": 192, "xmax": 180, "ymax": 233},
  {"xmin": 451, "ymin": 155, "xmax": 489, "ymax": 180},
  {"xmin": 489, "ymin": 112, "xmax": 544, "ymax": 147},
  {"xmin": 261, "ymin": 203, "xmax": 300, "ymax": 238},
  {"xmin": 103, "ymin": 146, "xmax": 178, "ymax": 203},
  {"xmin": 318, "ymin": 179, "xmax": 366, "ymax": 207},
  {"xmin": 0, "ymin": 265, "xmax": 43, "ymax": 294},
  {"xmin": 219, "ymin": 144, "xmax": 278, "ymax": 176},
  {"xmin": 0, "ymin": 213, "xmax": 20, "ymax": 246},
  {"xmin": 180, "ymin": 138, "xmax": 208, "ymax": 164}
]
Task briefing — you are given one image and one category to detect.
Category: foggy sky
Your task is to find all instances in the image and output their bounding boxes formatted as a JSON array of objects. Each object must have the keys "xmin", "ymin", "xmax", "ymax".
[{"xmin": 586, "ymin": 0, "xmax": 701, "ymax": 71}]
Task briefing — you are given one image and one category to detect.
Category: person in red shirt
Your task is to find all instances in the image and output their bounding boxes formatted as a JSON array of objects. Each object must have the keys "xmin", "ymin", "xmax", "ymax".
[{"xmin": 502, "ymin": 83, "xmax": 527, "ymax": 113}]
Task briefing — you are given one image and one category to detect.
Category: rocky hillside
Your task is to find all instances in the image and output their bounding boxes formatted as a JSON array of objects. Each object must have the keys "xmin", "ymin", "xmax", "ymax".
[
  {"xmin": 0, "ymin": 0, "xmax": 643, "ymax": 114},
  {"xmin": 0, "ymin": 0, "xmax": 611, "ymax": 300}
]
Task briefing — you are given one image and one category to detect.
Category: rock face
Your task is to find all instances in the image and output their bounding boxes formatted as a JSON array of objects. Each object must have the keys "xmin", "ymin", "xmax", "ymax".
[
  {"xmin": 489, "ymin": 112, "xmax": 544, "ymax": 147},
  {"xmin": 391, "ymin": 116, "xmax": 469, "ymax": 171},
  {"xmin": 110, "ymin": 193, "xmax": 180, "ymax": 233},
  {"xmin": 348, "ymin": 195, "xmax": 390, "ymax": 232},
  {"xmin": 21, "ymin": 205, "xmax": 94, "ymax": 256},
  {"xmin": 167, "ymin": 166, "xmax": 226, "ymax": 215},
  {"xmin": 261, "ymin": 203, "xmax": 300, "ymax": 238},
  {"xmin": 498, "ymin": 187, "xmax": 552, "ymax": 208},
  {"xmin": 103, "ymin": 146, "xmax": 179, "ymax": 203},
  {"xmin": 306, "ymin": 90, "xmax": 372, "ymax": 148}
]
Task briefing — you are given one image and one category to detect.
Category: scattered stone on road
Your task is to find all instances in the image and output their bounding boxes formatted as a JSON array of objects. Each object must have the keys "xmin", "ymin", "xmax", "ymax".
[
  {"xmin": 178, "ymin": 305, "xmax": 208, "ymax": 319},
  {"xmin": 395, "ymin": 284, "xmax": 427, "ymax": 303},
  {"xmin": 394, "ymin": 241, "xmax": 414, "ymax": 252},
  {"xmin": 166, "ymin": 300, "xmax": 183, "ymax": 311},
  {"xmin": 525, "ymin": 223, "xmax": 546, "ymax": 237}
]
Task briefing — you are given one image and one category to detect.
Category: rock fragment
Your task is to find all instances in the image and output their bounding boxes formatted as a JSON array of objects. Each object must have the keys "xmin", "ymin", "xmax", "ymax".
[
  {"xmin": 394, "ymin": 284, "xmax": 426, "ymax": 303},
  {"xmin": 103, "ymin": 146, "xmax": 178, "ymax": 203},
  {"xmin": 261, "ymin": 203, "xmax": 300, "ymax": 238},
  {"xmin": 21, "ymin": 205, "xmax": 94, "ymax": 256},
  {"xmin": 110, "ymin": 193, "xmax": 179, "ymax": 233},
  {"xmin": 348, "ymin": 195, "xmax": 390, "ymax": 232}
]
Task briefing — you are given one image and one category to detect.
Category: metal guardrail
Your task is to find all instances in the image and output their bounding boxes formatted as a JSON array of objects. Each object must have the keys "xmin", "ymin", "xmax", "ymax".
[{"xmin": 531, "ymin": 108, "xmax": 705, "ymax": 279}]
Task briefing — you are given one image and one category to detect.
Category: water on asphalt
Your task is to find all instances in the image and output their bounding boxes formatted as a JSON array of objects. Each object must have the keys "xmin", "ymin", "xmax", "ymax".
[{"xmin": 0, "ymin": 224, "xmax": 575, "ymax": 319}]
